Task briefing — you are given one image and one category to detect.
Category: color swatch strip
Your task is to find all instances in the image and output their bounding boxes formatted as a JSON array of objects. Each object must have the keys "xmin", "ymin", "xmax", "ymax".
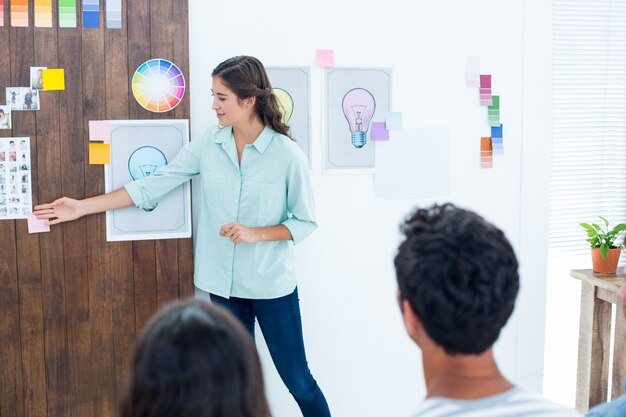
[
  {"xmin": 491, "ymin": 124, "xmax": 503, "ymax": 155},
  {"xmin": 11, "ymin": 0, "xmax": 28, "ymax": 27},
  {"xmin": 480, "ymin": 137, "xmax": 493, "ymax": 168},
  {"xmin": 488, "ymin": 95, "xmax": 500, "ymax": 126},
  {"xmin": 479, "ymin": 74, "xmax": 492, "ymax": 106},
  {"xmin": 0, "ymin": 0, "xmax": 4, "ymax": 27},
  {"xmin": 106, "ymin": 0, "xmax": 121, "ymax": 28},
  {"xmin": 59, "ymin": 0, "xmax": 77, "ymax": 27},
  {"xmin": 82, "ymin": 0, "xmax": 99, "ymax": 28},
  {"xmin": 35, "ymin": 0, "xmax": 53, "ymax": 27}
]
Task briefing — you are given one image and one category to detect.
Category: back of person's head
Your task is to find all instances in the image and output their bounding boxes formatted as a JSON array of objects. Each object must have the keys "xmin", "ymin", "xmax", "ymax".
[
  {"xmin": 120, "ymin": 298, "xmax": 271, "ymax": 417},
  {"xmin": 394, "ymin": 203, "xmax": 519, "ymax": 355},
  {"xmin": 211, "ymin": 55, "xmax": 291, "ymax": 138}
]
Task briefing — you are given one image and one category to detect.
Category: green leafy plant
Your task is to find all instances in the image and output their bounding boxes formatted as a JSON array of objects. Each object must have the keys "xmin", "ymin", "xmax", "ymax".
[{"xmin": 580, "ymin": 216, "xmax": 626, "ymax": 259}]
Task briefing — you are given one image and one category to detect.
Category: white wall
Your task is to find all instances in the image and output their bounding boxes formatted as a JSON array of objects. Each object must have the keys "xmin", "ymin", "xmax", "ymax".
[{"xmin": 188, "ymin": 1, "xmax": 552, "ymax": 416}]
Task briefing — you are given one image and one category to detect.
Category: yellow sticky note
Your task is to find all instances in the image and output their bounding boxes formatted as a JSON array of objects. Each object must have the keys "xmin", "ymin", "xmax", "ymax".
[
  {"xmin": 42, "ymin": 68, "xmax": 65, "ymax": 91},
  {"xmin": 89, "ymin": 143, "xmax": 110, "ymax": 164}
]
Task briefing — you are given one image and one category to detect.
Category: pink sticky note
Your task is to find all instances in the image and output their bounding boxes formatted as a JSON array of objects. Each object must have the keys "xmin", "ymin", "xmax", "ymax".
[
  {"xmin": 89, "ymin": 120, "xmax": 110, "ymax": 142},
  {"xmin": 480, "ymin": 74, "xmax": 491, "ymax": 88},
  {"xmin": 371, "ymin": 122, "xmax": 389, "ymax": 141},
  {"xmin": 27, "ymin": 213, "xmax": 50, "ymax": 233},
  {"xmin": 316, "ymin": 49, "xmax": 335, "ymax": 67}
]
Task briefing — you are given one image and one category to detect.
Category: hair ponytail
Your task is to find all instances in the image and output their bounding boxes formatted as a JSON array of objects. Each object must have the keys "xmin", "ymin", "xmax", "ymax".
[{"xmin": 212, "ymin": 56, "xmax": 293, "ymax": 139}]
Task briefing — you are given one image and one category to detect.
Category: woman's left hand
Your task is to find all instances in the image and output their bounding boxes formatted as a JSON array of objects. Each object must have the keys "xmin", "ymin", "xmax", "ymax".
[{"xmin": 219, "ymin": 222, "xmax": 260, "ymax": 244}]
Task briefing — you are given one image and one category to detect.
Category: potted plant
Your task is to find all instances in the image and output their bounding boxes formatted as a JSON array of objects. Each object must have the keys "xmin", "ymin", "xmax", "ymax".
[{"xmin": 580, "ymin": 216, "xmax": 626, "ymax": 273}]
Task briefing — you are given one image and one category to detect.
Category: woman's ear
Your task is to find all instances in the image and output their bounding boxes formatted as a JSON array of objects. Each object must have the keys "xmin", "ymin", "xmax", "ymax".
[{"xmin": 244, "ymin": 96, "xmax": 256, "ymax": 108}]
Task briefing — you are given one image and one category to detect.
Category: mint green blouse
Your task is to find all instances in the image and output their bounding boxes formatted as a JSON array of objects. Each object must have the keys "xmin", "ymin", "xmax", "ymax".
[{"xmin": 124, "ymin": 125, "xmax": 317, "ymax": 299}]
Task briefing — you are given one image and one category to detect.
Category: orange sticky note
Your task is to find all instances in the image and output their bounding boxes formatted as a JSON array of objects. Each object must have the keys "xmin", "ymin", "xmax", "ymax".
[
  {"xmin": 42, "ymin": 68, "xmax": 65, "ymax": 90},
  {"xmin": 316, "ymin": 49, "xmax": 335, "ymax": 67},
  {"xmin": 89, "ymin": 143, "xmax": 110, "ymax": 164}
]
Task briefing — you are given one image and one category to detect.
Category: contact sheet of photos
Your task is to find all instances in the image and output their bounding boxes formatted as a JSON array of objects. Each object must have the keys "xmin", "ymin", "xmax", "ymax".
[{"xmin": 0, "ymin": 137, "xmax": 32, "ymax": 219}]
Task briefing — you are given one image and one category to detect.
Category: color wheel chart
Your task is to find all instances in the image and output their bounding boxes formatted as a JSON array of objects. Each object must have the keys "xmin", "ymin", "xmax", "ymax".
[{"xmin": 132, "ymin": 59, "xmax": 185, "ymax": 113}]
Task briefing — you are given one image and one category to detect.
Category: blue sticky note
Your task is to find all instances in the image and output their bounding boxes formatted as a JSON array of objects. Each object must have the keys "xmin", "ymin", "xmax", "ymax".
[
  {"xmin": 491, "ymin": 124, "xmax": 503, "ymax": 139},
  {"xmin": 371, "ymin": 122, "xmax": 389, "ymax": 141},
  {"xmin": 385, "ymin": 112, "xmax": 403, "ymax": 130}
]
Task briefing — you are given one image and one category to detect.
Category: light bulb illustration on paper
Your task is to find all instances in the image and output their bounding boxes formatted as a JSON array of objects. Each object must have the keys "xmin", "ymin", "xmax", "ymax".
[
  {"xmin": 272, "ymin": 88, "xmax": 294, "ymax": 124},
  {"xmin": 342, "ymin": 88, "xmax": 376, "ymax": 149},
  {"xmin": 128, "ymin": 146, "xmax": 168, "ymax": 212}
]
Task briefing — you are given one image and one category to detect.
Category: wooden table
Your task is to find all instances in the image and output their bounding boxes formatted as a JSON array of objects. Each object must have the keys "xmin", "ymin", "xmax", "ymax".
[{"xmin": 571, "ymin": 269, "xmax": 626, "ymax": 412}]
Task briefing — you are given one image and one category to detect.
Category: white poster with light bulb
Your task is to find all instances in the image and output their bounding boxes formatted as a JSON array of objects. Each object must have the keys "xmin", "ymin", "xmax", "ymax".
[
  {"xmin": 324, "ymin": 67, "xmax": 391, "ymax": 173},
  {"xmin": 265, "ymin": 67, "xmax": 311, "ymax": 163},
  {"xmin": 104, "ymin": 119, "xmax": 192, "ymax": 241}
]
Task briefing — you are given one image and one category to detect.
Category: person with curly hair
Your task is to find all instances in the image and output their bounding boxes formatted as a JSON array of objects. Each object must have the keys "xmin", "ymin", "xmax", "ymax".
[
  {"xmin": 120, "ymin": 298, "xmax": 271, "ymax": 417},
  {"xmin": 395, "ymin": 203, "xmax": 580, "ymax": 416}
]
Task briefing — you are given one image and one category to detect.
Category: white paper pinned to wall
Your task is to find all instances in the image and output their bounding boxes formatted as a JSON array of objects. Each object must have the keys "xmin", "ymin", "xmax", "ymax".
[{"xmin": 374, "ymin": 127, "xmax": 450, "ymax": 199}]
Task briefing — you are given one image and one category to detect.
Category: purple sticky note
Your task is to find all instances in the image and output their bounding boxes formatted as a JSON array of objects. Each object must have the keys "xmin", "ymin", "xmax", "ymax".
[
  {"xmin": 480, "ymin": 74, "xmax": 491, "ymax": 88},
  {"xmin": 89, "ymin": 120, "xmax": 110, "ymax": 142},
  {"xmin": 371, "ymin": 122, "xmax": 389, "ymax": 141},
  {"xmin": 316, "ymin": 49, "xmax": 335, "ymax": 67},
  {"xmin": 27, "ymin": 213, "xmax": 50, "ymax": 233}
]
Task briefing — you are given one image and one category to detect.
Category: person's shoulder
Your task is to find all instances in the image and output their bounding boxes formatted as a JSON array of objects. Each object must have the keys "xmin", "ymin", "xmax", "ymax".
[
  {"xmin": 270, "ymin": 132, "xmax": 308, "ymax": 165},
  {"xmin": 508, "ymin": 388, "xmax": 582, "ymax": 416},
  {"xmin": 202, "ymin": 124, "xmax": 227, "ymax": 140},
  {"xmin": 411, "ymin": 388, "xmax": 581, "ymax": 417},
  {"xmin": 191, "ymin": 125, "xmax": 228, "ymax": 148},
  {"xmin": 586, "ymin": 393, "xmax": 626, "ymax": 417}
]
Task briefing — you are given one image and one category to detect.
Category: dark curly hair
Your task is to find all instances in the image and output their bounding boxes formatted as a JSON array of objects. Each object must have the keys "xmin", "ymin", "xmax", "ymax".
[
  {"xmin": 120, "ymin": 298, "xmax": 272, "ymax": 417},
  {"xmin": 394, "ymin": 203, "xmax": 519, "ymax": 355},
  {"xmin": 212, "ymin": 56, "xmax": 292, "ymax": 139}
]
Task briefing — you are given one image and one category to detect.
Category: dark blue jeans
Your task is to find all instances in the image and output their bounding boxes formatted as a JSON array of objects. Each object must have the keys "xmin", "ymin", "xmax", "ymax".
[{"xmin": 209, "ymin": 288, "xmax": 331, "ymax": 417}]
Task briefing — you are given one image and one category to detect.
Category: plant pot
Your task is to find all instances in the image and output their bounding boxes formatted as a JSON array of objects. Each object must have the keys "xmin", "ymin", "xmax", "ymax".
[{"xmin": 591, "ymin": 247, "xmax": 622, "ymax": 274}]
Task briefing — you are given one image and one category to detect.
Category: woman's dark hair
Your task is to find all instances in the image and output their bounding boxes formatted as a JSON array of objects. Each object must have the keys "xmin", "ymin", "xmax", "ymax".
[
  {"xmin": 394, "ymin": 203, "xmax": 519, "ymax": 355},
  {"xmin": 120, "ymin": 298, "xmax": 272, "ymax": 417},
  {"xmin": 212, "ymin": 56, "xmax": 292, "ymax": 139}
]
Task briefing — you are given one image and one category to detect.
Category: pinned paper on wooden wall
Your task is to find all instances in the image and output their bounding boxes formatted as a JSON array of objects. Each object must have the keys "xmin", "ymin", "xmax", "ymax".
[
  {"xmin": 59, "ymin": 0, "xmax": 77, "ymax": 27},
  {"xmin": 42, "ymin": 69, "xmax": 65, "ymax": 91},
  {"xmin": 106, "ymin": 0, "xmax": 122, "ymax": 28},
  {"xmin": 82, "ymin": 0, "xmax": 99, "ymax": 28},
  {"xmin": 11, "ymin": 0, "xmax": 28, "ymax": 27},
  {"xmin": 34, "ymin": 0, "xmax": 53, "ymax": 27},
  {"xmin": 89, "ymin": 143, "xmax": 111, "ymax": 164}
]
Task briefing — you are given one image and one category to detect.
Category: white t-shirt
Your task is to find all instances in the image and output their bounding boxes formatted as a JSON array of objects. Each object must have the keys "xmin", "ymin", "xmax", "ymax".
[{"xmin": 413, "ymin": 387, "xmax": 581, "ymax": 417}]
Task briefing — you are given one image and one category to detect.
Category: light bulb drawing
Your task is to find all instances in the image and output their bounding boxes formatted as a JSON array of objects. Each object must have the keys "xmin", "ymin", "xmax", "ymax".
[
  {"xmin": 272, "ymin": 87, "xmax": 294, "ymax": 124},
  {"xmin": 342, "ymin": 88, "xmax": 376, "ymax": 149},
  {"xmin": 128, "ymin": 146, "xmax": 167, "ymax": 212}
]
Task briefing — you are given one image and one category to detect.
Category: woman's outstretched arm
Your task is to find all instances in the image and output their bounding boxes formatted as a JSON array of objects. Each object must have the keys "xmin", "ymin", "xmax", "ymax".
[{"xmin": 33, "ymin": 188, "xmax": 133, "ymax": 225}]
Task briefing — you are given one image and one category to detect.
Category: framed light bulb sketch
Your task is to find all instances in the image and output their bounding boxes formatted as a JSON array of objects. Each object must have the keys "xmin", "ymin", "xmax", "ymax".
[
  {"xmin": 104, "ymin": 119, "xmax": 192, "ymax": 241},
  {"xmin": 323, "ymin": 67, "xmax": 392, "ymax": 174},
  {"xmin": 265, "ymin": 67, "xmax": 312, "ymax": 164}
]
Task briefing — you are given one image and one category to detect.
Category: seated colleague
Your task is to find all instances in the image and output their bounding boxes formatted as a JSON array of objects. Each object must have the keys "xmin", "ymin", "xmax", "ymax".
[
  {"xmin": 120, "ymin": 298, "xmax": 272, "ymax": 417},
  {"xmin": 586, "ymin": 282, "xmax": 626, "ymax": 417},
  {"xmin": 394, "ymin": 203, "xmax": 581, "ymax": 416}
]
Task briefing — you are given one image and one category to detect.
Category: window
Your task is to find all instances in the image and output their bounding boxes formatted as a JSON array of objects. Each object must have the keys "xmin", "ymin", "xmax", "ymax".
[{"xmin": 544, "ymin": 0, "xmax": 626, "ymax": 407}]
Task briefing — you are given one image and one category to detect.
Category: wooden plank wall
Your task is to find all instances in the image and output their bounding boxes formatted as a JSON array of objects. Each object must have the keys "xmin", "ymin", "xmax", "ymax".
[{"xmin": 0, "ymin": 1, "xmax": 194, "ymax": 417}]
